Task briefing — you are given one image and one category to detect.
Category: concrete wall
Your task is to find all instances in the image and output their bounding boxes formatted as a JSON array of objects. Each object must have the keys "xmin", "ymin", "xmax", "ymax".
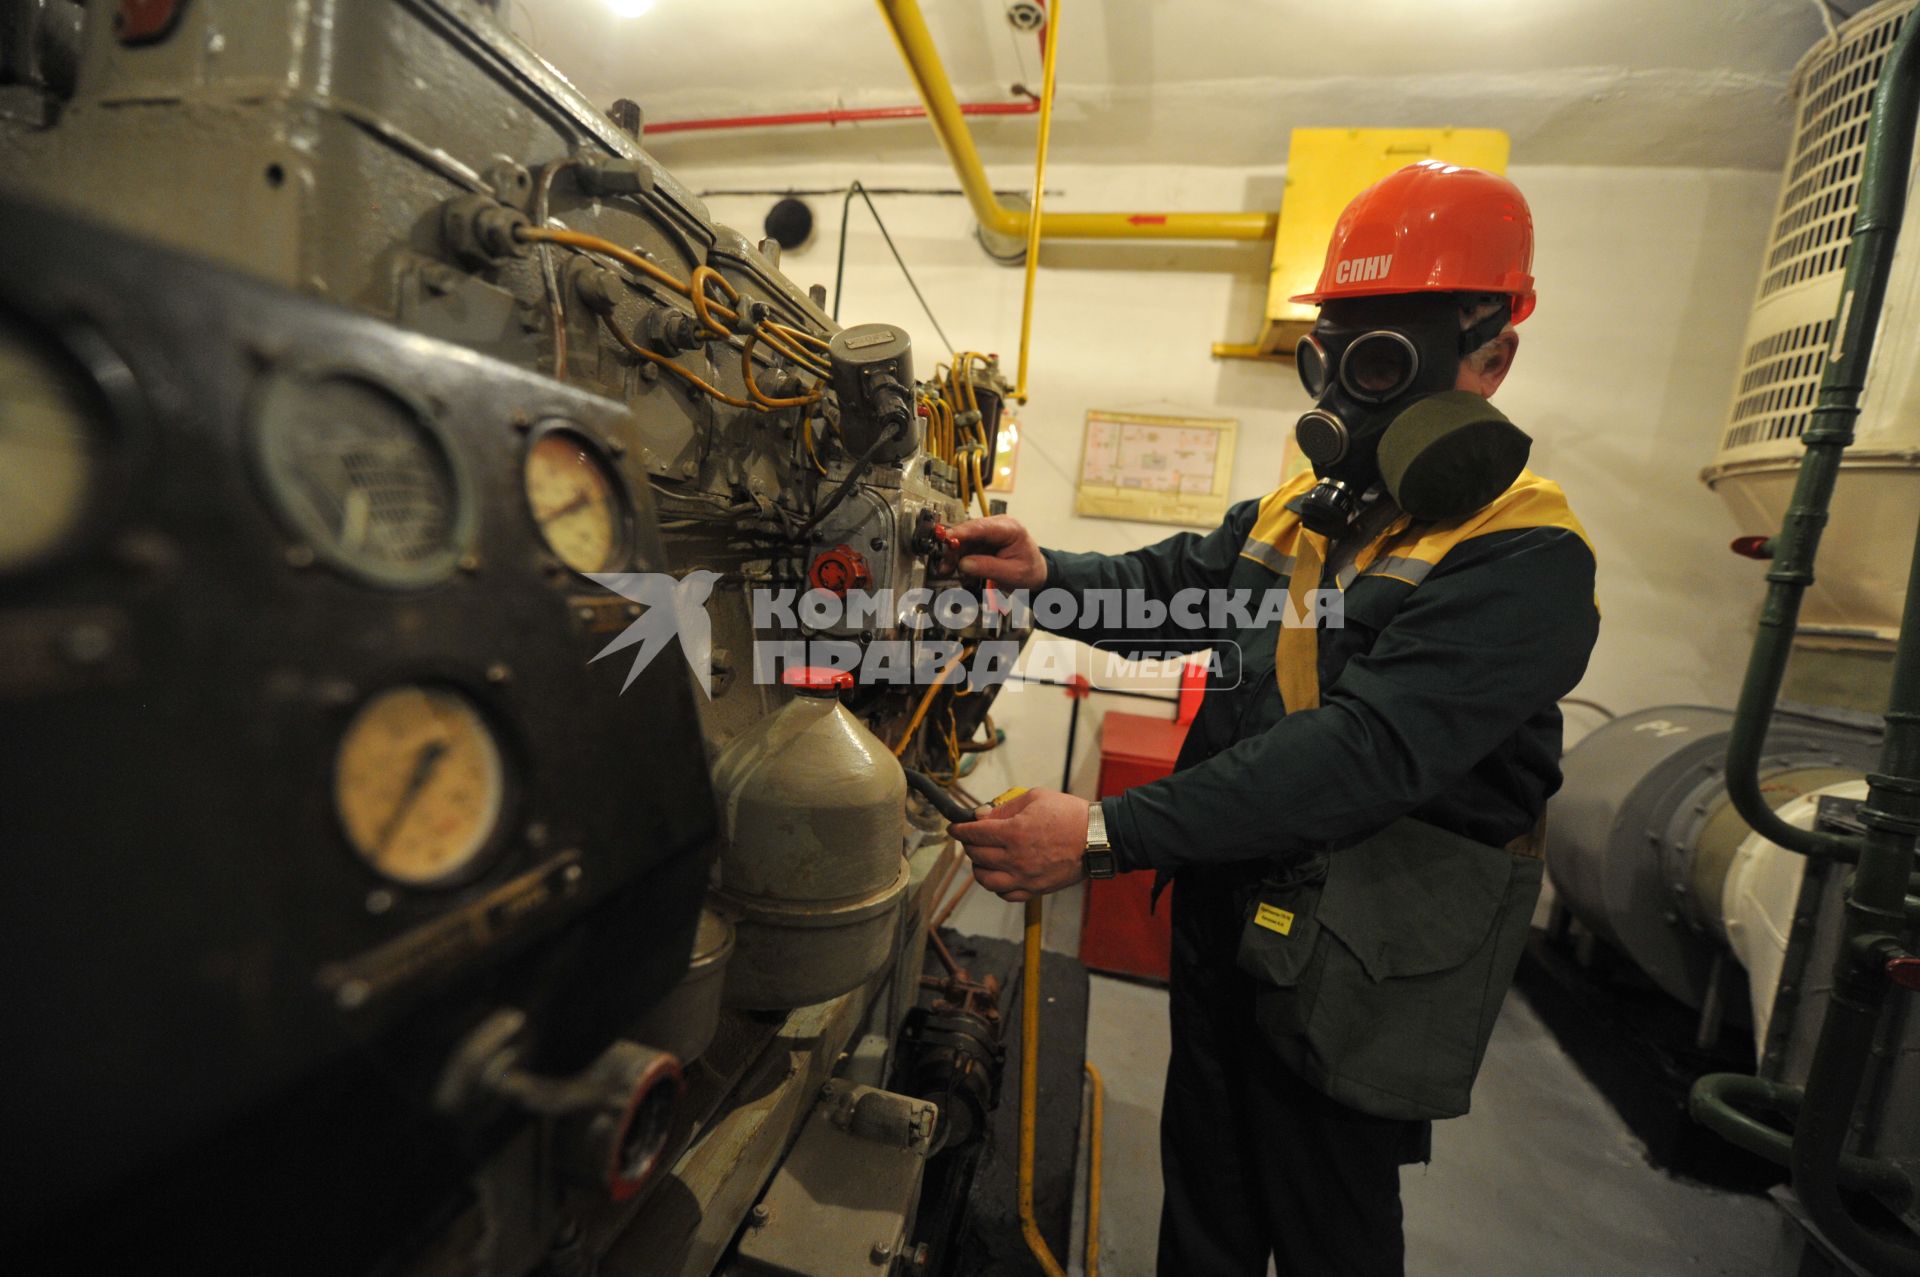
[{"xmin": 673, "ymin": 158, "xmax": 1783, "ymax": 801}]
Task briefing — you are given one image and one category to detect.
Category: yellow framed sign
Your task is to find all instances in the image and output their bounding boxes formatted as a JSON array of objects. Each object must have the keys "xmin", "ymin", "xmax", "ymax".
[{"xmin": 1075, "ymin": 410, "xmax": 1237, "ymax": 528}]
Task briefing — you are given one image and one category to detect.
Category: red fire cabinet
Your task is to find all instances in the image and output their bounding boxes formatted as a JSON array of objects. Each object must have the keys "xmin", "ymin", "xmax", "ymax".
[{"xmin": 1078, "ymin": 666, "xmax": 1205, "ymax": 982}]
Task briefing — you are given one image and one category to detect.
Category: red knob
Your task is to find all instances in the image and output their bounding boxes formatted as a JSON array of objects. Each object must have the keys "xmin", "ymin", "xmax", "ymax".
[
  {"xmin": 808, "ymin": 544, "xmax": 873, "ymax": 596},
  {"xmin": 782, "ymin": 666, "xmax": 855, "ymax": 693},
  {"xmin": 1888, "ymin": 955, "xmax": 1920, "ymax": 993}
]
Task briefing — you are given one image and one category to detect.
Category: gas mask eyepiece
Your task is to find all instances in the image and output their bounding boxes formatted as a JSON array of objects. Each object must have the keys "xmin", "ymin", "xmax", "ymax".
[{"xmin": 1295, "ymin": 330, "xmax": 1422, "ymax": 405}]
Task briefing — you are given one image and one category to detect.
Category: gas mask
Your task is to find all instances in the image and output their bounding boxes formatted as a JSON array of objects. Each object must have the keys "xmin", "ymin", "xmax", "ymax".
[{"xmin": 1293, "ymin": 294, "xmax": 1531, "ymax": 536}]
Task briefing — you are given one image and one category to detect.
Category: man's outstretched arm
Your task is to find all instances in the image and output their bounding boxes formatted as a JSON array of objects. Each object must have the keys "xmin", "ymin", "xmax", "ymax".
[
  {"xmin": 953, "ymin": 500, "xmax": 1262, "ymax": 653},
  {"xmin": 953, "ymin": 526, "xmax": 1598, "ymax": 892}
]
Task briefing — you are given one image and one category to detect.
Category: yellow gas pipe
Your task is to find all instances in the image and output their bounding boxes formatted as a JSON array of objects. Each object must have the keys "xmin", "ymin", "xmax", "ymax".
[
  {"xmin": 1017, "ymin": 895, "xmax": 1066, "ymax": 1277},
  {"xmin": 873, "ymin": 0, "xmax": 1275, "ymax": 244},
  {"xmin": 1010, "ymin": 0, "xmax": 1060, "ymax": 402},
  {"xmin": 986, "ymin": 785, "xmax": 1103, "ymax": 1277}
]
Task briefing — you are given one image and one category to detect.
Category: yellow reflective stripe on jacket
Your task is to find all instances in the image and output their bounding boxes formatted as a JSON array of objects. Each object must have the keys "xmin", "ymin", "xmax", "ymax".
[
  {"xmin": 1389, "ymin": 469, "xmax": 1594, "ymax": 567},
  {"xmin": 1236, "ymin": 470, "xmax": 1318, "ymax": 571},
  {"xmin": 1237, "ymin": 469, "xmax": 1593, "ymax": 712},
  {"xmin": 1276, "ymin": 529, "xmax": 1327, "ymax": 714}
]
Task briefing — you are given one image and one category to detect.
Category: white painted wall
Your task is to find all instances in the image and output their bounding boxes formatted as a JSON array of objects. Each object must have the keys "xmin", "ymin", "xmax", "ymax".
[
  {"xmin": 514, "ymin": 0, "xmax": 1826, "ymax": 169},
  {"xmin": 674, "ymin": 158, "xmax": 1781, "ymax": 799}
]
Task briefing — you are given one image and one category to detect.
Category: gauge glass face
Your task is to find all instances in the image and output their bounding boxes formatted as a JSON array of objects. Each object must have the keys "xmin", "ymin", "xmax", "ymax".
[
  {"xmin": 0, "ymin": 318, "xmax": 102, "ymax": 574},
  {"xmin": 254, "ymin": 372, "xmax": 467, "ymax": 587},
  {"xmin": 333, "ymin": 685, "xmax": 506, "ymax": 887},
  {"xmin": 524, "ymin": 429, "xmax": 626, "ymax": 574}
]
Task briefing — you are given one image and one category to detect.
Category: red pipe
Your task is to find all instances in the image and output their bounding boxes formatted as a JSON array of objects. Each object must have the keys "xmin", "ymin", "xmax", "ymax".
[
  {"xmin": 648, "ymin": 98, "xmax": 1037, "ymax": 135},
  {"xmin": 653, "ymin": 0, "xmax": 1045, "ymax": 137}
]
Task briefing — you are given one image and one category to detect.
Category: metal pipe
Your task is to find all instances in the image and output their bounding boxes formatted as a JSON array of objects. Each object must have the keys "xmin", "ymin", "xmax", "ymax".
[
  {"xmin": 1011, "ymin": 0, "xmax": 1061, "ymax": 402},
  {"xmin": 1083, "ymin": 1060, "xmax": 1105, "ymax": 1277},
  {"xmin": 873, "ymin": 0, "xmax": 1275, "ymax": 243},
  {"xmin": 1018, "ymin": 896, "xmax": 1067, "ymax": 1277},
  {"xmin": 1061, "ymin": 689, "xmax": 1082, "ymax": 792},
  {"xmin": 1687, "ymin": 1073, "xmax": 1913, "ymax": 1204},
  {"xmin": 649, "ymin": 99, "xmax": 1038, "ymax": 136},
  {"xmin": 1700, "ymin": 12, "xmax": 1920, "ymax": 1270},
  {"xmin": 1004, "ymin": 672, "xmax": 1182, "ymax": 713}
]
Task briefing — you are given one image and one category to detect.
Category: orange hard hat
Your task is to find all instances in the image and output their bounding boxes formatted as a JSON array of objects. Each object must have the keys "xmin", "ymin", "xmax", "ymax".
[{"xmin": 1290, "ymin": 160, "xmax": 1537, "ymax": 323}]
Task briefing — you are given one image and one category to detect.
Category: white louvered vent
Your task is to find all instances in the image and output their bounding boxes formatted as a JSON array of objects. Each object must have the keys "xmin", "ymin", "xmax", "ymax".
[
  {"xmin": 1704, "ymin": 0, "xmax": 1920, "ymax": 647},
  {"xmin": 1719, "ymin": 1, "xmax": 1911, "ymax": 457}
]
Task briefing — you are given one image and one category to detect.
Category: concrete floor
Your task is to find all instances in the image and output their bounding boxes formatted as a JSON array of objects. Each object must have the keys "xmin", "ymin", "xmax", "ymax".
[{"xmin": 949, "ymin": 884, "xmax": 1782, "ymax": 1277}]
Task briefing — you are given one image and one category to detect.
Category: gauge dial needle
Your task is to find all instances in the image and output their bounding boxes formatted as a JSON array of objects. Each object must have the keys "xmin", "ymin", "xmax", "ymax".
[
  {"xmin": 374, "ymin": 738, "xmax": 449, "ymax": 855},
  {"xmin": 542, "ymin": 489, "xmax": 593, "ymax": 523}
]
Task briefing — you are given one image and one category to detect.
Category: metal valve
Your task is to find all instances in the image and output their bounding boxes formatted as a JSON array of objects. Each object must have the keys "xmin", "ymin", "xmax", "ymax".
[{"xmin": 436, "ymin": 1009, "xmax": 685, "ymax": 1201}]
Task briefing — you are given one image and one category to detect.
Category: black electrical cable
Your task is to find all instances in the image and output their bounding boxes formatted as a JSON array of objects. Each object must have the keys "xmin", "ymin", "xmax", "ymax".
[
  {"xmin": 796, "ymin": 421, "xmax": 900, "ymax": 538},
  {"xmin": 904, "ymin": 767, "xmax": 977, "ymax": 824},
  {"xmin": 832, "ymin": 180, "xmax": 956, "ymax": 356}
]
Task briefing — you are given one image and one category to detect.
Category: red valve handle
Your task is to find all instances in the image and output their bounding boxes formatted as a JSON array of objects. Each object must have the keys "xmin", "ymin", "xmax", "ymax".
[{"xmin": 928, "ymin": 522, "xmax": 963, "ymax": 575}]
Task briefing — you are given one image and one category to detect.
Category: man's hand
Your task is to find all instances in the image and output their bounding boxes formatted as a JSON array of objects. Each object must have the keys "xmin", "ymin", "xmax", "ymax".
[
  {"xmin": 951, "ymin": 788, "xmax": 1091, "ymax": 902},
  {"xmin": 951, "ymin": 515, "xmax": 1047, "ymax": 591}
]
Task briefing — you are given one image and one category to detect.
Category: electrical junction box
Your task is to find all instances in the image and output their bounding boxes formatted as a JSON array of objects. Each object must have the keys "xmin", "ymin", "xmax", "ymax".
[{"xmin": 1215, "ymin": 126, "xmax": 1512, "ymax": 362}]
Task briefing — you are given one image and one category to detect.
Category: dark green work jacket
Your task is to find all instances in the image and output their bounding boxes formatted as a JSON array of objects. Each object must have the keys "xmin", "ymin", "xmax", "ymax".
[{"xmin": 1040, "ymin": 467, "xmax": 1600, "ymax": 1119}]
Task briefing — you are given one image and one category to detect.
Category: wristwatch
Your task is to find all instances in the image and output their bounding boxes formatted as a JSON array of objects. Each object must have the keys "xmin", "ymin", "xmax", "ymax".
[{"xmin": 1082, "ymin": 802, "xmax": 1118, "ymax": 879}]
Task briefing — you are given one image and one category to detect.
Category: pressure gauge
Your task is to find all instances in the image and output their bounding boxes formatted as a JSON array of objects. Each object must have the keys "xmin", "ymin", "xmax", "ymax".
[
  {"xmin": 0, "ymin": 316, "xmax": 109, "ymax": 575},
  {"xmin": 523, "ymin": 426, "xmax": 629, "ymax": 575},
  {"xmin": 332, "ymin": 685, "xmax": 507, "ymax": 888},
  {"xmin": 252, "ymin": 370, "xmax": 472, "ymax": 588}
]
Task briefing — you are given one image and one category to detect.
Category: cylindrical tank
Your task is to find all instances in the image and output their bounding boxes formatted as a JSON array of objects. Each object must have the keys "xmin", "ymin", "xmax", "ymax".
[
  {"xmin": 631, "ymin": 907, "xmax": 735, "ymax": 1063},
  {"xmin": 1546, "ymin": 706, "xmax": 1877, "ymax": 1009},
  {"xmin": 711, "ymin": 667, "xmax": 909, "ymax": 1009}
]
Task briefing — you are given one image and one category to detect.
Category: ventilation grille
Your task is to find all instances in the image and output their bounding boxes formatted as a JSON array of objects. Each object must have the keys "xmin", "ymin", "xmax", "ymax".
[
  {"xmin": 1722, "ymin": 2, "xmax": 1911, "ymax": 455},
  {"xmin": 1758, "ymin": 7, "xmax": 1908, "ymax": 301},
  {"xmin": 1721, "ymin": 319, "xmax": 1835, "ymax": 450}
]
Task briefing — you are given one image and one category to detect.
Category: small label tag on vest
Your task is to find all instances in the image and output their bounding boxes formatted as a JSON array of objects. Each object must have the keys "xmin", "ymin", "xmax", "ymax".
[{"xmin": 1254, "ymin": 903, "xmax": 1295, "ymax": 935}]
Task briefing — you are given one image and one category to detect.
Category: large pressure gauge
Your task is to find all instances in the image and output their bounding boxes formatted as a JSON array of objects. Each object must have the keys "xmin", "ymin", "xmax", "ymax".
[
  {"xmin": 252, "ymin": 370, "xmax": 471, "ymax": 588},
  {"xmin": 522, "ymin": 426, "xmax": 628, "ymax": 575},
  {"xmin": 332, "ymin": 685, "xmax": 507, "ymax": 888},
  {"xmin": 0, "ymin": 316, "xmax": 107, "ymax": 574}
]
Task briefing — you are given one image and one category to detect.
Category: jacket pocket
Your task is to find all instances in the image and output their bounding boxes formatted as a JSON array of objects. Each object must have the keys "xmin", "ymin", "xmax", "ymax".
[
  {"xmin": 1246, "ymin": 818, "xmax": 1542, "ymax": 1121},
  {"xmin": 1233, "ymin": 854, "xmax": 1328, "ymax": 1038}
]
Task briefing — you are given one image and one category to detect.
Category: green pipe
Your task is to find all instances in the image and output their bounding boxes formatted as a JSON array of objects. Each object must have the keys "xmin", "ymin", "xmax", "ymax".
[
  {"xmin": 1703, "ymin": 9, "xmax": 1920, "ymax": 1272},
  {"xmin": 1688, "ymin": 1073, "xmax": 1913, "ymax": 1205}
]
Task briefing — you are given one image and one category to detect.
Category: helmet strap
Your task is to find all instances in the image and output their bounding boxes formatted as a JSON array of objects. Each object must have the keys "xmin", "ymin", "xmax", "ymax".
[{"xmin": 1457, "ymin": 298, "xmax": 1513, "ymax": 359}]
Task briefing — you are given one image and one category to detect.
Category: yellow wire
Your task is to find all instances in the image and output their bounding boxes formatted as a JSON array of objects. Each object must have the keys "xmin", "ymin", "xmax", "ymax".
[
  {"xmin": 891, "ymin": 645, "xmax": 974, "ymax": 756},
  {"xmin": 802, "ymin": 416, "xmax": 828, "ymax": 475}
]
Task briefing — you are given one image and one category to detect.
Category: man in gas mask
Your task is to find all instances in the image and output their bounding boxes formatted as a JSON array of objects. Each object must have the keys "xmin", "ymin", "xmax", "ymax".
[{"xmin": 948, "ymin": 161, "xmax": 1599, "ymax": 1276}]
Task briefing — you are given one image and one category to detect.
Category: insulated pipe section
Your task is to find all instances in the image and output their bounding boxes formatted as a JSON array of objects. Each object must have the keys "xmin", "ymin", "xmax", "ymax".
[
  {"xmin": 1547, "ymin": 707, "xmax": 1876, "ymax": 1010},
  {"xmin": 873, "ymin": 0, "xmax": 1275, "ymax": 243}
]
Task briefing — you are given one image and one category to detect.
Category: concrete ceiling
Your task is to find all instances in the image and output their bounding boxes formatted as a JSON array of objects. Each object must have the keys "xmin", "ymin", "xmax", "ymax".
[{"xmin": 505, "ymin": 0, "xmax": 1853, "ymax": 171}]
